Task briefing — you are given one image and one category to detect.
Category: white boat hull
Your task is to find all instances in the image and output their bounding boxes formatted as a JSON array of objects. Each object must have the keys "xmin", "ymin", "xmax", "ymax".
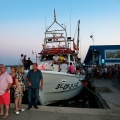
[
  {"xmin": 24, "ymin": 70, "xmax": 85, "ymax": 106},
  {"xmin": 39, "ymin": 71, "xmax": 84, "ymax": 105}
]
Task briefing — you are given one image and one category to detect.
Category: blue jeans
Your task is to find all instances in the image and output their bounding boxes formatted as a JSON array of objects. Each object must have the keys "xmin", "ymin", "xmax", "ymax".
[{"xmin": 28, "ymin": 88, "xmax": 39, "ymax": 107}]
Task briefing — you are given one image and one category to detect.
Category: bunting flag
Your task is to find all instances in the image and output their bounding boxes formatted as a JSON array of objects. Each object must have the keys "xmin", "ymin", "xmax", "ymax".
[
  {"xmin": 42, "ymin": 44, "xmax": 44, "ymax": 49},
  {"xmin": 74, "ymin": 43, "xmax": 78, "ymax": 50}
]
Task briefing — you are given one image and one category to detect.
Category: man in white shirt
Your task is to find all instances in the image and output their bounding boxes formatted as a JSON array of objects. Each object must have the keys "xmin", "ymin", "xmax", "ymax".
[
  {"xmin": 19, "ymin": 54, "xmax": 23, "ymax": 65},
  {"xmin": 60, "ymin": 60, "xmax": 68, "ymax": 73},
  {"xmin": 0, "ymin": 64, "xmax": 12, "ymax": 118},
  {"xmin": 53, "ymin": 53, "xmax": 59, "ymax": 64}
]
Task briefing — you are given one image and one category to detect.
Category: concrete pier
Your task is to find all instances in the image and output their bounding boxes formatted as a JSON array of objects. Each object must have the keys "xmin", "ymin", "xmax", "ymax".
[{"xmin": 94, "ymin": 79, "xmax": 120, "ymax": 109}]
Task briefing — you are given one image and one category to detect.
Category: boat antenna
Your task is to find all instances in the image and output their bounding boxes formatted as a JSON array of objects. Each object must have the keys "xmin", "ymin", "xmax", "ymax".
[
  {"xmin": 54, "ymin": 8, "xmax": 56, "ymax": 22},
  {"xmin": 77, "ymin": 20, "xmax": 80, "ymax": 51},
  {"xmin": 70, "ymin": 3, "xmax": 72, "ymax": 37},
  {"xmin": 69, "ymin": 4, "xmax": 72, "ymax": 48}
]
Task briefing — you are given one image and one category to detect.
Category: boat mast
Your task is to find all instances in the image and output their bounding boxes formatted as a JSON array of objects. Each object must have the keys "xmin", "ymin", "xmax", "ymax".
[
  {"xmin": 77, "ymin": 20, "xmax": 80, "ymax": 51},
  {"xmin": 44, "ymin": 9, "xmax": 68, "ymax": 48},
  {"xmin": 45, "ymin": 9, "xmax": 67, "ymax": 37}
]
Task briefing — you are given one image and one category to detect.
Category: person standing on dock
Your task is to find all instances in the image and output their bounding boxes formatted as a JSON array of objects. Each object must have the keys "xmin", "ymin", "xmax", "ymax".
[
  {"xmin": 19, "ymin": 54, "xmax": 24, "ymax": 65},
  {"xmin": 0, "ymin": 64, "xmax": 13, "ymax": 119},
  {"xmin": 14, "ymin": 66, "xmax": 25, "ymax": 114},
  {"xmin": 22, "ymin": 55, "xmax": 27, "ymax": 70},
  {"xmin": 26, "ymin": 63, "xmax": 43, "ymax": 110},
  {"xmin": 10, "ymin": 66, "xmax": 17, "ymax": 103},
  {"xmin": 26, "ymin": 57, "xmax": 33, "ymax": 70}
]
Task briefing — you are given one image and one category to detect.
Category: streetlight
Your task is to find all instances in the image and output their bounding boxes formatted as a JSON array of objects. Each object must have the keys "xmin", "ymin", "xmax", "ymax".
[
  {"xmin": 90, "ymin": 33, "xmax": 95, "ymax": 66},
  {"xmin": 90, "ymin": 33, "xmax": 94, "ymax": 46}
]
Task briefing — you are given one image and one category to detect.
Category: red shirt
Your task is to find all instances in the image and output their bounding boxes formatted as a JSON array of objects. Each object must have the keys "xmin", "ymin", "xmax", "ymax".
[{"xmin": 10, "ymin": 74, "xmax": 15, "ymax": 86}]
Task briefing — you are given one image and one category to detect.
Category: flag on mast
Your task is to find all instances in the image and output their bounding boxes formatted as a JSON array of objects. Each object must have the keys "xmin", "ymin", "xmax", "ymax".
[{"xmin": 74, "ymin": 43, "xmax": 78, "ymax": 50}]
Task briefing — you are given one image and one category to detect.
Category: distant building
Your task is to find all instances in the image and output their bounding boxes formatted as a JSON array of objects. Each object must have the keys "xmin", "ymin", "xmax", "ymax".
[{"xmin": 84, "ymin": 45, "xmax": 120, "ymax": 66}]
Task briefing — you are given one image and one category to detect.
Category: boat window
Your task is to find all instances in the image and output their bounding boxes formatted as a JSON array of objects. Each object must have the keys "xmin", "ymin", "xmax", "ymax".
[{"xmin": 70, "ymin": 55, "xmax": 74, "ymax": 61}]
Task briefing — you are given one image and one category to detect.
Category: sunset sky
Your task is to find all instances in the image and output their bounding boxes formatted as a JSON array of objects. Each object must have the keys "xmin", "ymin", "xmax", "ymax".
[{"xmin": 0, "ymin": 0, "xmax": 120, "ymax": 65}]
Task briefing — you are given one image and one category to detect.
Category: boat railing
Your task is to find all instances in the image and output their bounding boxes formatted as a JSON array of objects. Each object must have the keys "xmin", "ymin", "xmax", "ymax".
[{"xmin": 44, "ymin": 35, "xmax": 68, "ymax": 49}]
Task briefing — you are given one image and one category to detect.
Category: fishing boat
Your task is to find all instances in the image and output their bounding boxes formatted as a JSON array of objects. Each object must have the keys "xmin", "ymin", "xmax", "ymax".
[{"xmin": 24, "ymin": 10, "xmax": 85, "ymax": 105}]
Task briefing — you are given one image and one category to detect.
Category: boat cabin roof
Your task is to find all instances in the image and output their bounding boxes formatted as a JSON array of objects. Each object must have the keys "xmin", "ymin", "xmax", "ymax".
[{"xmin": 39, "ymin": 48, "xmax": 76, "ymax": 55}]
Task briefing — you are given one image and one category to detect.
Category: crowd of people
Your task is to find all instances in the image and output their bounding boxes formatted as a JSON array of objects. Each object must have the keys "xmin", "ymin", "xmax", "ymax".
[
  {"xmin": 52, "ymin": 53, "xmax": 120, "ymax": 81},
  {"xmin": 0, "ymin": 63, "xmax": 43, "ymax": 118},
  {"xmin": 53, "ymin": 53, "xmax": 120, "ymax": 81},
  {"xmin": 84, "ymin": 64, "xmax": 120, "ymax": 81}
]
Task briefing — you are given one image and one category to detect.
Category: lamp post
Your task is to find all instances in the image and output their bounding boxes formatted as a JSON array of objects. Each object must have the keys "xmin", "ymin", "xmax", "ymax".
[
  {"xmin": 90, "ymin": 34, "xmax": 94, "ymax": 46},
  {"xmin": 90, "ymin": 33, "xmax": 94, "ymax": 66}
]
